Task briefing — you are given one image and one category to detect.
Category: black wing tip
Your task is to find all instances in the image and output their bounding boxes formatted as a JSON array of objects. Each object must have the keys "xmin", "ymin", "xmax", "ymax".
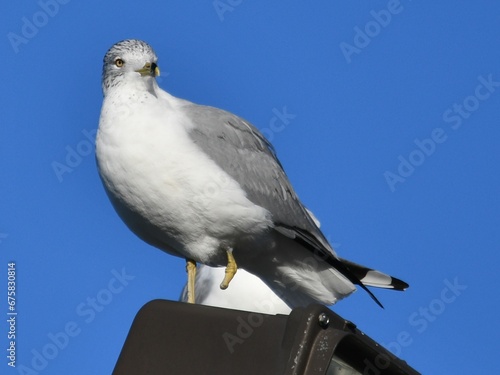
[
  {"xmin": 363, "ymin": 284, "xmax": 385, "ymax": 309},
  {"xmin": 366, "ymin": 276, "xmax": 409, "ymax": 309},
  {"xmin": 391, "ymin": 277, "xmax": 409, "ymax": 291}
]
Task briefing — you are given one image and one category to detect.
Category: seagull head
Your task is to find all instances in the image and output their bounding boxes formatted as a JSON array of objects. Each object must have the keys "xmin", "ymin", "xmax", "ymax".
[{"xmin": 102, "ymin": 39, "xmax": 160, "ymax": 95}]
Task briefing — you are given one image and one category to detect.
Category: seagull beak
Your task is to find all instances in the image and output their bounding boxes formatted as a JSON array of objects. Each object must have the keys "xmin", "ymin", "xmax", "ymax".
[{"xmin": 135, "ymin": 62, "xmax": 160, "ymax": 77}]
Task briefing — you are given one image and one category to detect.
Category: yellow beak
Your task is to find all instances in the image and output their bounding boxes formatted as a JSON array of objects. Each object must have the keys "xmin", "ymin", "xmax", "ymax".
[{"xmin": 135, "ymin": 62, "xmax": 160, "ymax": 77}]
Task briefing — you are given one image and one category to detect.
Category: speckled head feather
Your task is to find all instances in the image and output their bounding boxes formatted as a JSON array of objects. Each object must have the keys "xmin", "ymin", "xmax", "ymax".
[{"xmin": 101, "ymin": 39, "xmax": 158, "ymax": 95}]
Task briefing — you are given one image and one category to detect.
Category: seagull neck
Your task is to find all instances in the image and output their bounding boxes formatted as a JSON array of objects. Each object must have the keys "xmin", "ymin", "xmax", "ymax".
[
  {"xmin": 111, "ymin": 74, "xmax": 159, "ymax": 98},
  {"xmin": 135, "ymin": 76, "xmax": 159, "ymax": 97}
]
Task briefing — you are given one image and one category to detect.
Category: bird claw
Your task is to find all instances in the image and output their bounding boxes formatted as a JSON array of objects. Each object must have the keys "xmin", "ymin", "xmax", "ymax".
[
  {"xmin": 220, "ymin": 250, "xmax": 237, "ymax": 290},
  {"xmin": 186, "ymin": 259, "xmax": 197, "ymax": 303}
]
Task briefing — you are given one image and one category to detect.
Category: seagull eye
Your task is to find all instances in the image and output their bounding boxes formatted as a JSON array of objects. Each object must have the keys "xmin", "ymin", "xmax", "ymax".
[{"xmin": 115, "ymin": 59, "xmax": 124, "ymax": 67}]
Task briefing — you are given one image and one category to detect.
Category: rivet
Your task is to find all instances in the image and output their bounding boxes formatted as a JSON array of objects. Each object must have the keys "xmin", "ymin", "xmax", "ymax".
[{"xmin": 318, "ymin": 313, "xmax": 330, "ymax": 328}]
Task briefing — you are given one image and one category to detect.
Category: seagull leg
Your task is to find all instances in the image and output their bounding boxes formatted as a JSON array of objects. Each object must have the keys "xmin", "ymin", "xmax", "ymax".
[
  {"xmin": 186, "ymin": 258, "xmax": 197, "ymax": 303},
  {"xmin": 220, "ymin": 250, "xmax": 237, "ymax": 290}
]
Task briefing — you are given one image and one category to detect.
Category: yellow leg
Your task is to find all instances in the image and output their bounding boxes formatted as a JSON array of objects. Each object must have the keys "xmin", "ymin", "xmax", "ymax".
[
  {"xmin": 186, "ymin": 259, "xmax": 197, "ymax": 304},
  {"xmin": 220, "ymin": 250, "xmax": 237, "ymax": 290}
]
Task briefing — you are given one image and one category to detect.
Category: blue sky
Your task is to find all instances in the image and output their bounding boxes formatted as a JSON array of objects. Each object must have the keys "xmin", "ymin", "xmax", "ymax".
[{"xmin": 2, "ymin": 1, "xmax": 500, "ymax": 373}]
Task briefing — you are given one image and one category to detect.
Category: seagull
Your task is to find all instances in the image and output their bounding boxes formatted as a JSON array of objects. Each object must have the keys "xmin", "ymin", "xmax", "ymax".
[{"xmin": 96, "ymin": 39, "xmax": 408, "ymax": 308}]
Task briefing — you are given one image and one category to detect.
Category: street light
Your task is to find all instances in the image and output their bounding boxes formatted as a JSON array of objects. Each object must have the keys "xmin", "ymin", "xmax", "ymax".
[{"xmin": 113, "ymin": 300, "xmax": 419, "ymax": 375}]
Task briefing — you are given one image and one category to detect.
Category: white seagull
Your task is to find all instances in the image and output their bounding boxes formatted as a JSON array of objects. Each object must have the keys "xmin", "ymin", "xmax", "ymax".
[{"xmin": 96, "ymin": 39, "xmax": 408, "ymax": 308}]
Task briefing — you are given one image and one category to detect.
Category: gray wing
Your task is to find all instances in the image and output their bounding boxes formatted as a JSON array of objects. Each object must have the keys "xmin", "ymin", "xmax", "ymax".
[{"xmin": 183, "ymin": 103, "xmax": 335, "ymax": 256}]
